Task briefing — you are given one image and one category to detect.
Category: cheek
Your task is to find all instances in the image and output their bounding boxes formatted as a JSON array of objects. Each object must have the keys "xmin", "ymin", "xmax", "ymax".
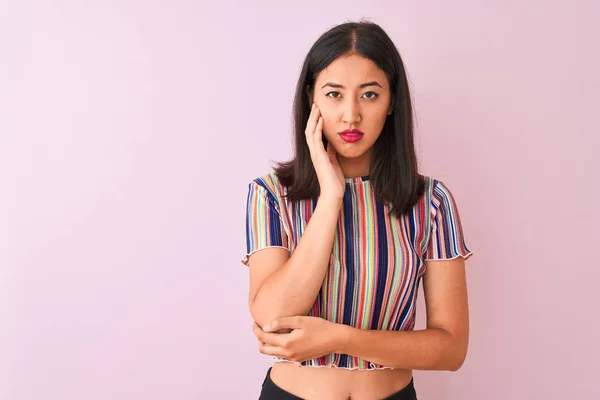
[
  {"xmin": 315, "ymin": 105, "xmax": 334, "ymax": 135},
  {"xmin": 315, "ymin": 101, "xmax": 332, "ymax": 119},
  {"xmin": 319, "ymin": 119, "xmax": 331, "ymax": 139},
  {"xmin": 365, "ymin": 108, "xmax": 389, "ymax": 128},
  {"xmin": 321, "ymin": 117, "xmax": 339, "ymax": 140}
]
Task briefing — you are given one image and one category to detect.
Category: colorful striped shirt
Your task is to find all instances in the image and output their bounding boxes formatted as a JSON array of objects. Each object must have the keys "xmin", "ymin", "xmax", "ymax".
[{"xmin": 242, "ymin": 171, "xmax": 473, "ymax": 370}]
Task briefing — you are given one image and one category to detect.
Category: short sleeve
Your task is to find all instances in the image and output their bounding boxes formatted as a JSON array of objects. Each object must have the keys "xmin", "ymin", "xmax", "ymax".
[
  {"xmin": 424, "ymin": 180, "xmax": 473, "ymax": 261},
  {"xmin": 241, "ymin": 181, "xmax": 291, "ymax": 266}
]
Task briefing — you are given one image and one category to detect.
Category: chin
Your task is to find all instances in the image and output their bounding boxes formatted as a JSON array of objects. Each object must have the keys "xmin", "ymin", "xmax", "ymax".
[{"xmin": 335, "ymin": 145, "xmax": 370, "ymax": 160}]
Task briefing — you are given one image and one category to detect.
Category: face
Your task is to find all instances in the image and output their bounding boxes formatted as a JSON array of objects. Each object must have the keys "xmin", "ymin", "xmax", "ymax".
[{"xmin": 310, "ymin": 53, "xmax": 392, "ymax": 167}]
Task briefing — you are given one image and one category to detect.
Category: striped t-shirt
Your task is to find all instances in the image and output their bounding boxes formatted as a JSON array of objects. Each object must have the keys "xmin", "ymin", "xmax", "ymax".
[{"xmin": 242, "ymin": 171, "xmax": 473, "ymax": 370}]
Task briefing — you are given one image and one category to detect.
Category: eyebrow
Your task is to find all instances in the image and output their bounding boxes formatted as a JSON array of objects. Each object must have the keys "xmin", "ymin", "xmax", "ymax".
[{"xmin": 320, "ymin": 81, "xmax": 384, "ymax": 89}]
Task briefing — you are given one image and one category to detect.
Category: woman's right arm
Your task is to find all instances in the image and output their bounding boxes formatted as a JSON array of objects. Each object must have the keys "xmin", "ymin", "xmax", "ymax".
[
  {"xmin": 248, "ymin": 194, "xmax": 342, "ymax": 329},
  {"xmin": 248, "ymin": 103, "xmax": 346, "ymax": 329}
]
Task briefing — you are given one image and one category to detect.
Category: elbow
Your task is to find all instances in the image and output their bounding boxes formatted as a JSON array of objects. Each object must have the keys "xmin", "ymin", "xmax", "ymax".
[
  {"xmin": 249, "ymin": 297, "xmax": 306, "ymax": 334},
  {"xmin": 249, "ymin": 296, "xmax": 282, "ymax": 329},
  {"xmin": 436, "ymin": 329, "xmax": 467, "ymax": 371},
  {"xmin": 447, "ymin": 343, "xmax": 468, "ymax": 372},
  {"xmin": 448, "ymin": 354, "xmax": 466, "ymax": 372},
  {"xmin": 248, "ymin": 284, "xmax": 273, "ymax": 328},
  {"xmin": 249, "ymin": 298, "xmax": 269, "ymax": 329}
]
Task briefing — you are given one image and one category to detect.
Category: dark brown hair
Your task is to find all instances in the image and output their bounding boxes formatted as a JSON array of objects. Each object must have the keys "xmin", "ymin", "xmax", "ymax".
[{"xmin": 274, "ymin": 20, "xmax": 424, "ymax": 217}]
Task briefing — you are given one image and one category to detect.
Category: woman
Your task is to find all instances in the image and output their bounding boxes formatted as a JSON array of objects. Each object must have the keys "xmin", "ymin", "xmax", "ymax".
[{"xmin": 242, "ymin": 20, "xmax": 473, "ymax": 400}]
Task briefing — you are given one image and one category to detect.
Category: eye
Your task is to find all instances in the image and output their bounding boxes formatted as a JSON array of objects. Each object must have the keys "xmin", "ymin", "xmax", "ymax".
[
  {"xmin": 362, "ymin": 91, "xmax": 380, "ymax": 99},
  {"xmin": 325, "ymin": 91, "xmax": 380, "ymax": 99}
]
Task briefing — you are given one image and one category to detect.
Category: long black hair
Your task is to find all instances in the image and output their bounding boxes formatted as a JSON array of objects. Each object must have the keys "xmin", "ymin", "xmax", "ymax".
[{"xmin": 274, "ymin": 20, "xmax": 425, "ymax": 217}]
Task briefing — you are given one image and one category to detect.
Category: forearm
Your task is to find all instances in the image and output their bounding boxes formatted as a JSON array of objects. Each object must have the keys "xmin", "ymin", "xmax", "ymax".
[
  {"xmin": 251, "ymin": 196, "xmax": 342, "ymax": 326},
  {"xmin": 337, "ymin": 326, "xmax": 468, "ymax": 371}
]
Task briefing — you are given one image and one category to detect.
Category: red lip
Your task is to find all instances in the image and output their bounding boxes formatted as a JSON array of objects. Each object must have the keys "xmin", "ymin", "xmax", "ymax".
[
  {"xmin": 340, "ymin": 129, "xmax": 364, "ymax": 135},
  {"xmin": 339, "ymin": 129, "xmax": 364, "ymax": 143}
]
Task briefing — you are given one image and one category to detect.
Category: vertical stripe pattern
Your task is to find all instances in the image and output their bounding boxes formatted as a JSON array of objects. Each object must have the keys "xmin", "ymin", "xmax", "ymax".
[{"xmin": 242, "ymin": 173, "xmax": 473, "ymax": 370}]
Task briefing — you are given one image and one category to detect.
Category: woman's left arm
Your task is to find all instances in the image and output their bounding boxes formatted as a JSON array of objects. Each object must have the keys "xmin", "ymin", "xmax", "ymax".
[
  {"xmin": 338, "ymin": 257, "xmax": 469, "ymax": 371},
  {"xmin": 253, "ymin": 256, "xmax": 469, "ymax": 371}
]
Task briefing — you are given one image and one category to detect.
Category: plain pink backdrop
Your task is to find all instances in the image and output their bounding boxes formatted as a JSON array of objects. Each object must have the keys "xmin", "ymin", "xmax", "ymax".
[{"xmin": 1, "ymin": 1, "xmax": 598, "ymax": 399}]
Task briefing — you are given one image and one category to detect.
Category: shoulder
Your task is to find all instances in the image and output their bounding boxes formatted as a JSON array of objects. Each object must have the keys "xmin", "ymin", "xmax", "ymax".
[
  {"xmin": 418, "ymin": 174, "xmax": 462, "ymax": 211},
  {"xmin": 246, "ymin": 171, "xmax": 287, "ymax": 205},
  {"xmin": 420, "ymin": 175, "xmax": 466, "ymax": 223},
  {"xmin": 419, "ymin": 174, "xmax": 454, "ymax": 197},
  {"xmin": 419, "ymin": 173, "xmax": 447, "ymax": 191}
]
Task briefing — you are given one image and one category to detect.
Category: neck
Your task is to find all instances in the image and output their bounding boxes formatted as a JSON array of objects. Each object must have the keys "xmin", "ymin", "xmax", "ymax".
[{"xmin": 338, "ymin": 149, "xmax": 372, "ymax": 178}]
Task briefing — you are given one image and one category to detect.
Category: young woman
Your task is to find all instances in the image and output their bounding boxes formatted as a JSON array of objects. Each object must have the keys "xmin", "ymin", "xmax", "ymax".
[{"xmin": 242, "ymin": 20, "xmax": 473, "ymax": 400}]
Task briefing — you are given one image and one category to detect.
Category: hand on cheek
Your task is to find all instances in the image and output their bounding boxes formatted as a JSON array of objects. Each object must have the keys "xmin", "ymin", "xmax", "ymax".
[{"xmin": 314, "ymin": 104, "xmax": 329, "ymax": 136}]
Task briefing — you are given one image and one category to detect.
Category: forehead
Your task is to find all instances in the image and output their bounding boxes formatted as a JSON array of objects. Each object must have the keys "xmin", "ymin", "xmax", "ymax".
[{"xmin": 315, "ymin": 53, "xmax": 389, "ymax": 87}]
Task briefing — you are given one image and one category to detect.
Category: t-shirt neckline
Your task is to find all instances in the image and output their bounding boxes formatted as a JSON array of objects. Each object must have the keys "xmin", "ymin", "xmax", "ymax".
[{"xmin": 345, "ymin": 175, "xmax": 370, "ymax": 184}]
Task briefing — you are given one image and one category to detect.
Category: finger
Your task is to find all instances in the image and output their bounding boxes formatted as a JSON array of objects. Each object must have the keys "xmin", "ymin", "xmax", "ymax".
[
  {"xmin": 258, "ymin": 331, "xmax": 290, "ymax": 347},
  {"xmin": 264, "ymin": 316, "xmax": 302, "ymax": 332},
  {"xmin": 305, "ymin": 103, "xmax": 317, "ymax": 137},
  {"xmin": 252, "ymin": 322, "xmax": 265, "ymax": 340},
  {"xmin": 315, "ymin": 117, "xmax": 329, "ymax": 159},
  {"xmin": 306, "ymin": 105, "xmax": 321, "ymax": 137},
  {"xmin": 315, "ymin": 116, "xmax": 324, "ymax": 145},
  {"xmin": 254, "ymin": 328, "xmax": 291, "ymax": 351},
  {"xmin": 305, "ymin": 104, "xmax": 315, "ymax": 153},
  {"xmin": 273, "ymin": 327, "xmax": 294, "ymax": 334},
  {"xmin": 257, "ymin": 340, "xmax": 284, "ymax": 358},
  {"xmin": 258, "ymin": 342, "xmax": 290, "ymax": 359}
]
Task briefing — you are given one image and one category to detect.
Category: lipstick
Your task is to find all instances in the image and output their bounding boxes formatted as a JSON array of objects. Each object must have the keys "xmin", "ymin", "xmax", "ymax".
[{"xmin": 339, "ymin": 128, "xmax": 364, "ymax": 143}]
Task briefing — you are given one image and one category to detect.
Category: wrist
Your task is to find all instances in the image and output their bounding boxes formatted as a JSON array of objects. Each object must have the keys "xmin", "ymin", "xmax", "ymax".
[
  {"xmin": 317, "ymin": 195, "xmax": 343, "ymax": 208},
  {"xmin": 330, "ymin": 323, "xmax": 353, "ymax": 354}
]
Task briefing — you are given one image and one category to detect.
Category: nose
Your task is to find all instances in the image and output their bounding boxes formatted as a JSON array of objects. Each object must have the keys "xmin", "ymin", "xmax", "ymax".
[{"xmin": 341, "ymin": 98, "xmax": 361, "ymax": 125}]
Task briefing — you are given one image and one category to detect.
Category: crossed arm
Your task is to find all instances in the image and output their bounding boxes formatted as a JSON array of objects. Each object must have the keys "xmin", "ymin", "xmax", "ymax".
[{"xmin": 252, "ymin": 256, "xmax": 469, "ymax": 371}]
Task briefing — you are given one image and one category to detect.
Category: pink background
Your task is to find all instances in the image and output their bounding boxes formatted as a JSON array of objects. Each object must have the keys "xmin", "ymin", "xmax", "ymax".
[{"xmin": 1, "ymin": 1, "xmax": 598, "ymax": 399}]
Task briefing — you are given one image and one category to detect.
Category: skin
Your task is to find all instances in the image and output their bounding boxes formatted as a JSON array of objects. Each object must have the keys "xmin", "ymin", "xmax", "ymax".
[
  {"xmin": 250, "ymin": 53, "xmax": 470, "ymax": 399},
  {"xmin": 309, "ymin": 52, "xmax": 393, "ymax": 179}
]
